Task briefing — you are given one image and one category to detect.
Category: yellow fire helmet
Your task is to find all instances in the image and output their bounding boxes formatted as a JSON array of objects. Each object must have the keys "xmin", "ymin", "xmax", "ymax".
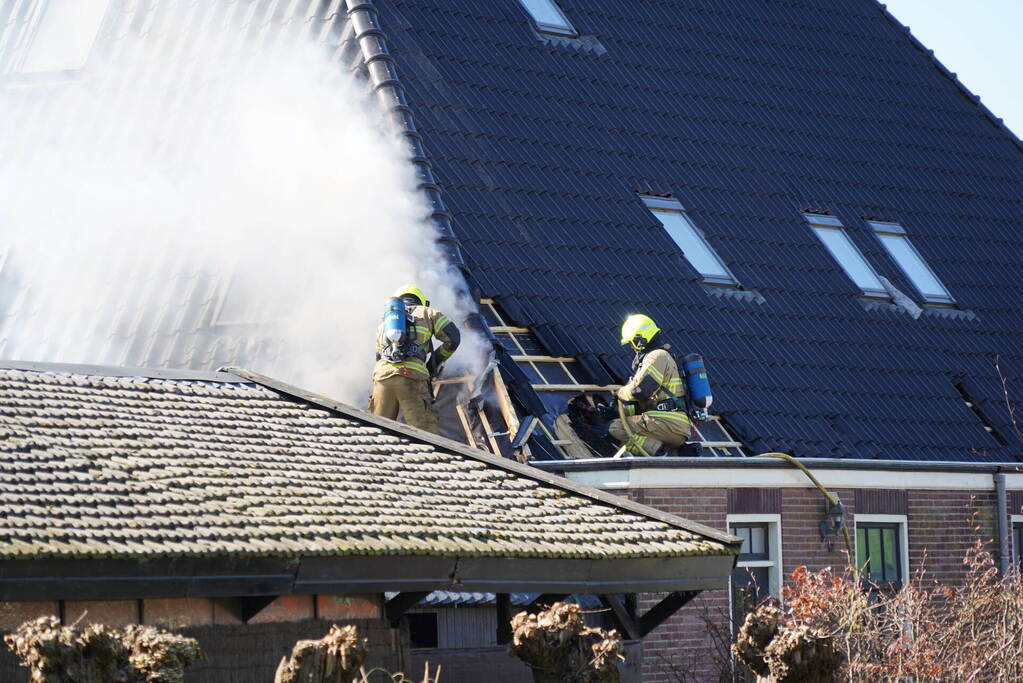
[
  {"xmin": 620, "ymin": 314, "xmax": 660, "ymax": 350},
  {"xmin": 394, "ymin": 284, "xmax": 428, "ymax": 307}
]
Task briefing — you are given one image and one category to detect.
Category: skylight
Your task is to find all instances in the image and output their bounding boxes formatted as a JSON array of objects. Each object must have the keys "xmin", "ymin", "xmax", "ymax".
[
  {"xmin": 868, "ymin": 221, "xmax": 954, "ymax": 305},
  {"xmin": 642, "ymin": 196, "xmax": 737, "ymax": 286},
  {"xmin": 805, "ymin": 214, "xmax": 887, "ymax": 298},
  {"xmin": 18, "ymin": 0, "xmax": 110, "ymax": 73},
  {"xmin": 516, "ymin": 0, "xmax": 577, "ymax": 36}
]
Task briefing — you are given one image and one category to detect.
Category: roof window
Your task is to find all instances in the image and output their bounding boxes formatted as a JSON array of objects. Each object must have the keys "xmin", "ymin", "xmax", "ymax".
[
  {"xmin": 516, "ymin": 0, "xmax": 577, "ymax": 36},
  {"xmin": 805, "ymin": 214, "xmax": 887, "ymax": 298},
  {"xmin": 15, "ymin": 0, "xmax": 110, "ymax": 74},
  {"xmin": 643, "ymin": 196, "xmax": 737, "ymax": 286},
  {"xmin": 868, "ymin": 221, "xmax": 954, "ymax": 305}
]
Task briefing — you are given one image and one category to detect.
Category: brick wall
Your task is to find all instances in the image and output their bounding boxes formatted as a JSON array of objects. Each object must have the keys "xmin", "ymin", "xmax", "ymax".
[{"xmin": 627, "ymin": 485, "xmax": 1006, "ymax": 683}]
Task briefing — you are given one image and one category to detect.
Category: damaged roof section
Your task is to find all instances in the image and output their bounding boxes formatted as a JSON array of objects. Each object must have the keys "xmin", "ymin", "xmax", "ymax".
[{"xmin": 0, "ymin": 362, "xmax": 737, "ymax": 597}]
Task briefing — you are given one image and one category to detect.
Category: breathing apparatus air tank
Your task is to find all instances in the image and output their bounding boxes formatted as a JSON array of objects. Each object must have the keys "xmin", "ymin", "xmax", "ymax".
[
  {"xmin": 382, "ymin": 297, "xmax": 408, "ymax": 361},
  {"xmin": 683, "ymin": 353, "xmax": 713, "ymax": 411}
]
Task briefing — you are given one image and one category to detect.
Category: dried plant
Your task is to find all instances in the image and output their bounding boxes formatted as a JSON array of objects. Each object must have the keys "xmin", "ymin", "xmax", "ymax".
[
  {"xmin": 733, "ymin": 542, "xmax": 1023, "ymax": 682},
  {"xmin": 508, "ymin": 602, "xmax": 623, "ymax": 683},
  {"xmin": 274, "ymin": 623, "xmax": 369, "ymax": 683},
  {"xmin": 4, "ymin": 616, "xmax": 199, "ymax": 683}
]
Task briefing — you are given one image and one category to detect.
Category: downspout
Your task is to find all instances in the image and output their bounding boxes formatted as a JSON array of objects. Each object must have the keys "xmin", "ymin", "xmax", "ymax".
[
  {"xmin": 343, "ymin": 0, "xmax": 482, "ymax": 324},
  {"xmin": 994, "ymin": 471, "xmax": 1009, "ymax": 576}
]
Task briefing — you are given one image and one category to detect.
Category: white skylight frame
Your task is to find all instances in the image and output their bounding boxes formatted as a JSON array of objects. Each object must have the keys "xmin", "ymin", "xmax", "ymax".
[
  {"xmin": 868, "ymin": 220, "xmax": 955, "ymax": 305},
  {"xmin": 804, "ymin": 214, "xmax": 888, "ymax": 298},
  {"xmin": 643, "ymin": 196, "xmax": 738, "ymax": 286},
  {"xmin": 516, "ymin": 0, "xmax": 577, "ymax": 37},
  {"xmin": 10, "ymin": 0, "xmax": 111, "ymax": 76}
]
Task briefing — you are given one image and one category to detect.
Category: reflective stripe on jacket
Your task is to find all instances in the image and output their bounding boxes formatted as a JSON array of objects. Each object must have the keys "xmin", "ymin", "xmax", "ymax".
[{"xmin": 617, "ymin": 347, "xmax": 686, "ymax": 413}]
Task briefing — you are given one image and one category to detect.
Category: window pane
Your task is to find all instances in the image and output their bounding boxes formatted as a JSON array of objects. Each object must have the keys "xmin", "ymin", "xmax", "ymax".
[
  {"xmin": 881, "ymin": 528, "xmax": 898, "ymax": 582},
  {"xmin": 875, "ymin": 232, "xmax": 952, "ymax": 301},
  {"xmin": 518, "ymin": 0, "xmax": 574, "ymax": 31},
  {"xmin": 811, "ymin": 226, "xmax": 885, "ymax": 292},
  {"xmin": 21, "ymin": 0, "xmax": 110, "ymax": 72},
  {"xmin": 750, "ymin": 526, "xmax": 766, "ymax": 555},
  {"xmin": 652, "ymin": 210, "xmax": 732, "ymax": 280},
  {"xmin": 867, "ymin": 528, "xmax": 884, "ymax": 580},
  {"xmin": 735, "ymin": 527, "xmax": 750, "ymax": 554}
]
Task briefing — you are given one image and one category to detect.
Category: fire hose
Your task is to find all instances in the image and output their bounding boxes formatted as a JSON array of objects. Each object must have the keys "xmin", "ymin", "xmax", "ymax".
[
  {"xmin": 755, "ymin": 452, "xmax": 855, "ymax": 564},
  {"xmin": 612, "ymin": 400, "xmax": 651, "ymax": 458}
]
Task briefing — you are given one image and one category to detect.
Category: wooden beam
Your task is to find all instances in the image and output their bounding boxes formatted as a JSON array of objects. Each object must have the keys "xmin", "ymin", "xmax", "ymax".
[
  {"xmin": 599, "ymin": 594, "xmax": 640, "ymax": 641},
  {"xmin": 532, "ymin": 384, "xmax": 619, "ymax": 392},
  {"xmin": 476, "ymin": 406, "xmax": 504, "ymax": 456},
  {"xmin": 454, "ymin": 403, "xmax": 479, "ymax": 449},
  {"xmin": 491, "ymin": 368, "xmax": 520, "ymax": 444},
  {"xmin": 496, "ymin": 593, "xmax": 512, "ymax": 645},
  {"xmin": 385, "ymin": 591, "xmax": 430, "ymax": 627},
  {"xmin": 240, "ymin": 595, "xmax": 277, "ymax": 623},
  {"xmin": 637, "ymin": 591, "xmax": 700, "ymax": 638}
]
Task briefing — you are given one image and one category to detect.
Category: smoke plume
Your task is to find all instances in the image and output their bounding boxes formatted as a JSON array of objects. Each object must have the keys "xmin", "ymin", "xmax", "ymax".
[{"xmin": 0, "ymin": 3, "xmax": 485, "ymax": 404}]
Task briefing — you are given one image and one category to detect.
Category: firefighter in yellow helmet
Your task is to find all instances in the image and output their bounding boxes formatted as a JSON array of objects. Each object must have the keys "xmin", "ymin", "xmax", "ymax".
[
  {"xmin": 369, "ymin": 285, "xmax": 460, "ymax": 434},
  {"xmin": 607, "ymin": 314, "xmax": 692, "ymax": 456}
]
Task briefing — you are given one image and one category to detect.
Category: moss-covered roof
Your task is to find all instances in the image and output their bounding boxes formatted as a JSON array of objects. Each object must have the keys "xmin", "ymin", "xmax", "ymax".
[{"xmin": 0, "ymin": 365, "xmax": 737, "ymax": 562}]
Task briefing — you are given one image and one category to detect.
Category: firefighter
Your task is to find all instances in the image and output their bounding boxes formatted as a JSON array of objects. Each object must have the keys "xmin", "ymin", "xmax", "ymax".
[
  {"xmin": 369, "ymin": 284, "xmax": 460, "ymax": 434},
  {"xmin": 608, "ymin": 314, "xmax": 692, "ymax": 456}
]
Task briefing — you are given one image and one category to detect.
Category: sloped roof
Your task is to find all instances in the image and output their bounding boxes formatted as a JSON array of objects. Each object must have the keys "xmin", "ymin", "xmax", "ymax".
[
  {"xmin": 374, "ymin": 0, "xmax": 1023, "ymax": 462},
  {"xmin": 0, "ymin": 362, "xmax": 737, "ymax": 597}
]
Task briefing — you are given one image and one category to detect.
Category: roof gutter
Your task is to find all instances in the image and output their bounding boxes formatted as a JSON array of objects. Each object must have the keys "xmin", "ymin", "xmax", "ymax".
[{"xmin": 532, "ymin": 456, "xmax": 1023, "ymax": 476}]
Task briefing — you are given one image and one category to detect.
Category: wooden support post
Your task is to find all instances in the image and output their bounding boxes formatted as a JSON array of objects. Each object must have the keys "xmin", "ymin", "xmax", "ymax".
[
  {"xmin": 385, "ymin": 592, "xmax": 430, "ymax": 627},
  {"xmin": 599, "ymin": 595, "xmax": 640, "ymax": 641},
  {"xmin": 496, "ymin": 593, "xmax": 512, "ymax": 645}
]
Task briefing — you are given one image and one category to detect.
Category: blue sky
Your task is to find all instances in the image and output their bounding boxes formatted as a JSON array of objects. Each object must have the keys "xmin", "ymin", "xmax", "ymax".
[{"xmin": 882, "ymin": 0, "xmax": 1023, "ymax": 138}]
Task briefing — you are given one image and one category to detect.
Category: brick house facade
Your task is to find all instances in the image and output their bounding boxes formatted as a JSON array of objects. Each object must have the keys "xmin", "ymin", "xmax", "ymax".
[{"xmin": 539, "ymin": 459, "xmax": 1023, "ymax": 681}]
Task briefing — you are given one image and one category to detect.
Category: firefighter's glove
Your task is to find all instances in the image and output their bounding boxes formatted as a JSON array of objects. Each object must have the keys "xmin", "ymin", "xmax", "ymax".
[
  {"xmin": 595, "ymin": 403, "xmax": 616, "ymax": 422},
  {"xmin": 426, "ymin": 354, "xmax": 445, "ymax": 378},
  {"xmin": 621, "ymin": 401, "xmax": 638, "ymax": 417}
]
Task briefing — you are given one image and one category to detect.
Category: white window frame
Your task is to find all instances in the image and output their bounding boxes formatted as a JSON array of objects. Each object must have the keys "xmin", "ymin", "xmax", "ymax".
[
  {"xmin": 728, "ymin": 513, "xmax": 783, "ymax": 600},
  {"xmin": 854, "ymin": 514, "xmax": 909, "ymax": 586},
  {"xmin": 643, "ymin": 196, "xmax": 738, "ymax": 286},
  {"xmin": 6, "ymin": 0, "xmax": 111, "ymax": 77},
  {"xmin": 867, "ymin": 220, "xmax": 954, "ymax": 305},
  {"xmin": 805, "ymin": 214, "xmax": 888, "ymax": 298},
  {"xmin": 516, "ymin": 0, "xmax": 577, "ymax": 37}
]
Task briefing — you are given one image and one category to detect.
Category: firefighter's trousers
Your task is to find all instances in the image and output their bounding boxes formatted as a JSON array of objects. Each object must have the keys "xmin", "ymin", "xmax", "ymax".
[
  {"xmin": 368, "ymin": 375, "xmax": 438, "ymax": 435},
  {"xmin": 609, "ymin": 410, "xmax": 691, "ymax": 456}
]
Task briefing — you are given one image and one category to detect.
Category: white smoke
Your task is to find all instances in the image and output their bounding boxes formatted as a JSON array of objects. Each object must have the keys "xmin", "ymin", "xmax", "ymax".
[{"xmin": 0, "ymin": 4, "xmax": 487, "ymax": 404}]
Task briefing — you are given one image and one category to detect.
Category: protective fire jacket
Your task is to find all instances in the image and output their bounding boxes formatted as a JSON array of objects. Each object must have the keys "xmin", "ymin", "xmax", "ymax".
[
  {"xmin": 373, "ymin": 304, "xmax": 459, "ymax": 382},
  {"xmin": 617, "ymin": 346, "xmax": 686, "ymax": 413}
]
